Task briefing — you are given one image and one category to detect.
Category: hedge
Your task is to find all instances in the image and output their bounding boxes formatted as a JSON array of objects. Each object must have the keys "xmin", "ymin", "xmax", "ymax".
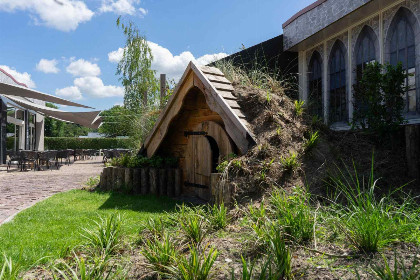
[{"xmin": 44, "ymin": 137, "xmax": 132, "ymax": 150}]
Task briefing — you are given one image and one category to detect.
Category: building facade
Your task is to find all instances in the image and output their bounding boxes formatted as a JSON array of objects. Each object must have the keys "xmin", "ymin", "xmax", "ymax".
[{"xmin": 283, "ymin": 0, "xmax": 420, "ymax": 128}]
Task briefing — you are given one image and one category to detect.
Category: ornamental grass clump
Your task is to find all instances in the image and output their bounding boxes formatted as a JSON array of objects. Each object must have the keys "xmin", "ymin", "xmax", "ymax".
[
  {"xmin": 0, "ymin": 254, "xmax": 23, "ymax": 280},
  {"xmin": 327, "ymin": 156, "xmax": 419, "ymax": 253},
  {"xmin": 142, "ymin": 232, "xmax": 178, "ymax": 276},
  {"xmin": 206, "ymin": 203, "xmax": 229, "ymax": 231},
  {"xmin": 177, "ymin": 205, "xmax": 208, "ymax": 246},
  {"xmin": 81, "ymin": 213, "xmax": 122, "ymax": 257},
  {"xmin": 269, "ymin": 187, "xmax": 314, "ymax": 244}
]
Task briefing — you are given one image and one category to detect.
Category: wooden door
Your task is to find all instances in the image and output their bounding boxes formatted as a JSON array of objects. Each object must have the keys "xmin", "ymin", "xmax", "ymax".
[{"xmin": 185, "ymin": 121, "xmax": 233, "ymax": 200}]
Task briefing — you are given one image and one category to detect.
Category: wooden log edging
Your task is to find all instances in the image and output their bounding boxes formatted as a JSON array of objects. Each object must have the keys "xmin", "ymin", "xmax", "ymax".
[{"xmin": 99, "ymin": 167, "xmax": 181, "ymax": 197}]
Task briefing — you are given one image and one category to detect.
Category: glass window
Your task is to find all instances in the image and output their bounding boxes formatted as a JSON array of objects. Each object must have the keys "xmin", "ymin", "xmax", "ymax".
[
  {"xmin": 308, "ymin": 51, "xmax": 323, "ymax": 118},
  {"xmin": 329, "ymin": 41, "xmax": 347, "ymax": 123},
  {"xmin": 390, "ymin": 12, "xmax": 416, "ymax": 113}
]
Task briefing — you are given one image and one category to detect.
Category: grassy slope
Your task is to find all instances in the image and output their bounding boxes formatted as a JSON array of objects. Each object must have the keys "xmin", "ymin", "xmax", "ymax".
[{"xmin": 0, "ymin": 190, "xmax": 177, "ymax": 268}]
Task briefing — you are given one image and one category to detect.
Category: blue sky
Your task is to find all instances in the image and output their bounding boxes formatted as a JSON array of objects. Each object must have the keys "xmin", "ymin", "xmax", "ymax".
[{"xmin": 0, "ymin": 0, "xmax": 313, "ymax": 111}]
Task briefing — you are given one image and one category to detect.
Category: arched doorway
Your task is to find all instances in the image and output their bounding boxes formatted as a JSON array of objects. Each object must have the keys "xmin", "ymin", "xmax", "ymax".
[{"xmin": 185, "ymin": 121, "xmax": 233, "ymax": 200}]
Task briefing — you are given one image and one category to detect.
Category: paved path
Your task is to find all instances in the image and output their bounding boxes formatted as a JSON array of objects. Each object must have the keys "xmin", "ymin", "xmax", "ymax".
[{"xmin": 0, "ymin": 159, "xmax": 103, "ymax": 225}]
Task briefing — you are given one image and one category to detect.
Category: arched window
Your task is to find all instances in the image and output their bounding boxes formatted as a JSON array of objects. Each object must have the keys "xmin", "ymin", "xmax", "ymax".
[
  {"xmin": 308, "ymin": 51, "xmax": 323, "ymax": 118},
  {"xmin": 329, "ymin": 41, "xmax": 347, "ymax": 123},
  {"xmin": 389, "ymin": 8, "xmax": 417, "ymax": 113},
  {"xmin": 356, "ymin": 26, "xmax": 377, "ymax": 80}
]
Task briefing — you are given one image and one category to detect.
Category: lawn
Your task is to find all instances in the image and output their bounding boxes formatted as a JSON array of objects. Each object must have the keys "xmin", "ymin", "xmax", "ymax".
[{"xmin": 0, "ymin": 190, "xmax": 178, "ymax": 268}]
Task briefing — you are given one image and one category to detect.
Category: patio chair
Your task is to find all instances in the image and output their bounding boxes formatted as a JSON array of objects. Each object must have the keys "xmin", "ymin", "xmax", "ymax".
[
  {"xmin": 57, "ymin": 150, "xmax": 71, "ymax": 166},
  {"xmin": 21, "ymin": 150, "xmax": 38, "ymax": 171},
  {"xmin": 6, "ymin": 150, "xmax": 21, "ymax": 171}
]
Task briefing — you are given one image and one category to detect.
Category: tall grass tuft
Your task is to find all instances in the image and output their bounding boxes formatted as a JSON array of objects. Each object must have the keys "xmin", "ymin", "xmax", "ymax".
[
  {"xmin": 327, "ymin": 156, "xmax": 419, "ymax": 253},
  {"xmin": 142, "ymin": 232, "xmax": 177, "ymax": 276},
  {"xmin": 294, "ymin": 100, "xmax": 305, "ymax": 116},
  {"xmin": 280, "ymin": 152, "xmax": 299, "ymax": 172},
  {"xmin": 178, "ymin": 205, "xmax": 208, "ymax": 246},
  {"xmin": 207, "ymin": 203, "xmax": 229, "ymax": 231},
  {"xmin": 81, "ymin": 213, "xmax": 122, "ymax": 256},
  {"xmin": 269, "ymin": 187, "xmax": 314, "ymax": 244},
  {"xmin": 304, "ymin": 131, "xmax": 320, "ymax": 153},
  {"xmin": 0, "ymin": 254, "xmax": 23, "ymax": 280},
  {"xmin": 166, "ymin": 245, "xmax": 218, "ymax": 280}
]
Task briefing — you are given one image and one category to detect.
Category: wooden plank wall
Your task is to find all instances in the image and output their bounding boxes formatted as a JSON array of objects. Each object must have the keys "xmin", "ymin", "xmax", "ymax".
[{"xmin": 157, "ymin": 87, "xmax": 233, "ymax": 195}]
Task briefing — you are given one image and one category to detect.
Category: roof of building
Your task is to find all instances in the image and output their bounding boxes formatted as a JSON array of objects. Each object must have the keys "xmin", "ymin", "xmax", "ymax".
[
  {"xmin": 283, "ymin": 0, "xmax": 327, "ymax": 28},
  {"xmin": 143, "ymin": 61, "xmax": 256, "ymax": 157}
]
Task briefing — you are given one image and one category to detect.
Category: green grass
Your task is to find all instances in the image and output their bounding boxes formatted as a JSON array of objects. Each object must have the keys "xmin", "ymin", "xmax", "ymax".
[{"xmin": 0, "ymin": 190, "xmax": 178, "ymax": 268}]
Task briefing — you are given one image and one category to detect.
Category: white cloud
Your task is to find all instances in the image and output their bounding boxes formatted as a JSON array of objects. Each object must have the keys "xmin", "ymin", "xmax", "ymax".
[
  {"xmin": 108, "ymin": 48, "xmax": 125, "ymax": 63},
  {"xmin": 74, "ymin": 76, "xmax": 124, "ymax": 98},
  {"xmin": 99, "ymin": 0, "xmax": 145, "ymax": 16},
  {"xmin": 108, "ymin": 42, "xmax": 228, "ymax": 81},
  {"xmin": 0, "ymin": 0, "xmax": 94, "ymax": 32},
  {"xmin": 55, "ymin": 86, "xmax": 82, "ymax": 100},
  {"xmin": 36, "ymin": 58, "xmax": 59, "ymax": 74},
  {"xmin": 0, "ymin": 65, "xmax": 36, "ymax": 88},
  {"xmin": 66, "ymin": 59, "xmax": 101, "ymax": 77}
]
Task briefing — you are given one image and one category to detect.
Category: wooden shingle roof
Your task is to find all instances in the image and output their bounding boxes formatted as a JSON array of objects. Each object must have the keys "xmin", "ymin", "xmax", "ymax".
[{"xmin": 143, "ymin": 61, "xmax": 256, "ymax": 157}]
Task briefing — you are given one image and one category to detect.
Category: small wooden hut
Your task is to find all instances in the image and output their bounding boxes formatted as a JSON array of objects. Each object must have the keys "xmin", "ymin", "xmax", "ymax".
[{"xmin": 143, "ymin": 62, "xmax": 256, "ymax": 200}]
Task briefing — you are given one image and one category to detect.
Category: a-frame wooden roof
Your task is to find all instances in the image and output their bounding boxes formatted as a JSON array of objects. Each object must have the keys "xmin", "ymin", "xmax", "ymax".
[{"xmin": 143, "ymin": 61, "xmax": 256, "ymax": 157}]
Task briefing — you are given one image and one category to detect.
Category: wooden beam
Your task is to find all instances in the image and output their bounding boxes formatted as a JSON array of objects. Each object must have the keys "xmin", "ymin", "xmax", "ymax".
[{"xmin": 200, "ymin": 65, "xmax": 225, "ymax": 76}]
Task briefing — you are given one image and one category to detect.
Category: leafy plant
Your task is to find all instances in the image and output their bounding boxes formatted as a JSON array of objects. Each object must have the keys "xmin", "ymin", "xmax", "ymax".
[
  {"xmin": 140, "ymin": 217, "xmax": 166, "ymax": 238},
  {"xmin": 304, "ymin": 131, "xmax": 320, "ymax": 153},
  {"xmin": 52, "ymin": 253, "xmax": 124, "ymax": 280},
  {"xmin": 179, "ymin": 211, "xmax": 208, "ymax": 246},
  {"xmin": 81, "ymin": 213, "xmax": 122, "ymax": 256},
  {"xmin": 0, "ymin": 254, "xmax": 23, "ymax": 280},
  {"xmin": 265, "ymin": 228, "xmax": 292, "ymax": 279},
  {"xmin": 294, "ymin": 100, "xmax": 305, "ymax": 117},
  {"xmin": 269, "ymin": 187, "xmax": 314, "ymax": 243},
  {"xmin": 327, "ymin": 156, "xmax": 418, "ymax": 253},
  {"xmin": 352, "ymin": 62, "xmax": 407, "ymax": 136},
  {"xmin": 369, "ymin": 253, "xmax": 419, "ymax": 280},
  {"xmin": 142, "ymin": 233, "xmax": 177, "ymax": 275},
  {"xmin": 280, "ymin": 152, "xmax": 299, "ymax": 172},
  {"xmin": 233, "ymin": 256, "xmax": 273, "ymax": 280},
  {"xmin": 260, "ymin": 159, "xmax": 274, "ymax": 180},
  {"xmin": 207, "ymin": 203, "xmax": 229, "ymax": 231},
  {"xmin": 85, "ymin": 176, "xmax": 100, "ymax": 189},
  {"xmin": 166, "ymin": 245, "xmax": 218, "ymax": 280}
]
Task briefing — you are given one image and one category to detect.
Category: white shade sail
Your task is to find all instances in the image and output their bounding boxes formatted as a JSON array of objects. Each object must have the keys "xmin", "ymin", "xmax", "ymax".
[
  {"xmin": 0, "ymin": 82, "xmax": 93, "ymax": 109},
  {"xmin": 4, "ymin": 95, "xmax": 102, "ymax": 129}
]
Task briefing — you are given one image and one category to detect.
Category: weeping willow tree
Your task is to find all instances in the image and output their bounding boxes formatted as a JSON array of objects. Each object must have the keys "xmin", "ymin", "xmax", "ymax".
[{"xmin": 116, "ymin": 17, "xmax": 159, "ymax": 111}]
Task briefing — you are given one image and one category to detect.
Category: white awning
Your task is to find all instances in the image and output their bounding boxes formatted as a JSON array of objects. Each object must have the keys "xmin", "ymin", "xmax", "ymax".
[
  {"xmin": 0, "ymin": 82, "xmax": 93, "ymax": 109},
  {"xmin": 4, "ymin": 95, "xmax": 102, "ymax": 129}
]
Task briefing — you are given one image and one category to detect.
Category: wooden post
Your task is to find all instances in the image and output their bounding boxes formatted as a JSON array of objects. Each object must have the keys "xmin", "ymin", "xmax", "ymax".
[
  {"xmin": 405, "ymin": 125, "xmax": 420, "ymax": 178},
  {"xmin": 141, "ymin": 168, "xmax": 149, "ymax": 195},
  {"xmin": 160, "ymin": 74, "xmax": 166, "ymax": 108},
  {"xmin": 111, "ymin": 167, "xmax": 117, "ymax": 191},
  {"xmin": 158, "ymin": 169, "xmax": 167, "ymax": 196},
  {"xmin": 133, "ymin": 168, "xmax": 141, "ymax": 194},
  {"xmin": 174, "ymin": 168, "xmax": 181, "ymax": 197},
  {"xmin": 149, "ymin": 168, "xmax": 158, "ymax": 195},
  {"xmin": 99, "ymin": 168, "xmax": 106, "ymax": 189},
  {"xmin": 116, "ymin": 167, "xmax": 125, "ymax": 190},
  {"xmin": 167, "ymin": 169, "xmax": 175, "ymax": 197},
  {"xmin": 125, "ymin": 168, "xmax": 133, "ymax": 193}
]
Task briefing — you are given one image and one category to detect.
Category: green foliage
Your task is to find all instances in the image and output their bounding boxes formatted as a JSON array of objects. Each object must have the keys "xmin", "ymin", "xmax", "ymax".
[
  {"xmin": 207, "ymin": 203, "xmax": 228, "ymax": 231},
  {"xmin": 269, "ymin": 187, "xmax": 314, "ymax": 244},
  {"xmin": 98, "ymin": 105, "xmax": 133, "ymax": 138},
  {"xmin": 260, "ymin": 159, "xmax": 274, "ymax": 180},
  {"xmin": 294, "ymin": 100, "xmax": 305, "ymax": 117},
  {"xmin": 44, "ymin": 137, "xmax": 131, "ymax": 150},
  {"xmin": 116, "ymin": 18, "xmax": 159, "ymax": 111},
  {"xmin": 364, "ymin": 253, "xmax": 420, "ymax": 280},
  {"xmin": 0, "ymin": 254, "xmax": 23, "ymax": 280},
  {"xmin": 85, "ymin": 176, "xmax": 100, "ymax": 189},
  {"xmin": 166, "ymin": 245, "xmax": 218, "ymax": 280},
  {"xmin": 110, "ymin": 154, "xmax": 178, "ymax": 169},
  {"xmin": 52, "ymin": 253, "xmax": 124, "ymax": 280},
  {"xmin": 352, "ymin": 62, "xmax": 407, "ymax": 135},
  {"xmin": 216, "ymin": 153, "xmax": 237, "ymax": 173},
  {"xmin": 304, "ymin": 131, "xmax": 320, "ymax": 153},
  {"xmin": 267, "ymin": 230, "xmax": 291, "ymax": 279},
  {"xmin": 142, "ymin": 233, "xmax": 177, "ymax": 275},
  {"xmin": 233, "ymin": 256, "xmax": 273, "ymax": 280},
  {"xmin": 81, "ymin": 213, "xmax": 122, "ymax": 257},
  {"xmin": 178, "ymin": 206, "xmax": 208, "ymax": 246},
  {"xmin": 280, "ymin": 152, "xmax": 299, "ymax": 171},
  {"xmin": 327, "ymin": 156, "xmax": 419, "ymax": 253}
]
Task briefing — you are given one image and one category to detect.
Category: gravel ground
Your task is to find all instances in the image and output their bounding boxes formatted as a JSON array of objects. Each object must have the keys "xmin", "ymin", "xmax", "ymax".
[{"xmin": 0, "ymin": 158, "xmax": 103, "ymax": 225}]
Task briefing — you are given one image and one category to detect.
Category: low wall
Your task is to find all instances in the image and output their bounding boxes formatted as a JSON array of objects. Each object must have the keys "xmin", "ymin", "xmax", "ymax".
[{"xmin": 99, "ymin": 166, "xmax": 182, "ymax": 196}]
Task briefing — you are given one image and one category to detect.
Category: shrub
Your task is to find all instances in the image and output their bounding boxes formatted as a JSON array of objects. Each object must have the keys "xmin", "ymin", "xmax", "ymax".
[
  {"xmin": 352, "ymin": 62, "xmax": 406, "ymax": 136},
  {"xmin": 81, "ymin": 213, "xmax": 122, "ymax": 256},
  {"xmin": 166, "ymin": 245, "xmax": 218, "ymax": 280},
  {"xmin": 45, "ymin": 137, "xmax": 131, "ymax": 150},
  {"xmin": 269, "ymin": 187, "xmax": 314, "ymax": 244}
]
